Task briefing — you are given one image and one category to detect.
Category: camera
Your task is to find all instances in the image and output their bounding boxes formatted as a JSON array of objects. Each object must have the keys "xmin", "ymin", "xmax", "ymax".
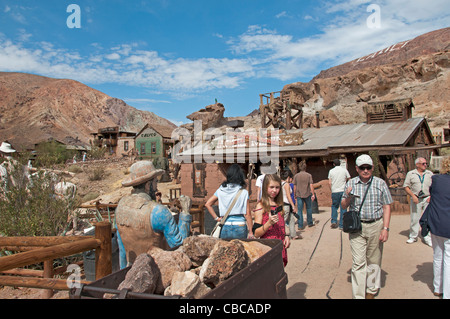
[{"xmin": 270, "ymin": 206, "xmax": 282, "ymax": 216}]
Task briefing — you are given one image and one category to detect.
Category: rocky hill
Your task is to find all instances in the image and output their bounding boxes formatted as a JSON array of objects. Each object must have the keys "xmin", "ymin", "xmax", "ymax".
[
  {"xmin": 0, "ymin": 72, "xmax": 176, "ymax": 150},
  {"xmin": 281, "ymin": 27, "xmax": 450, "ymax": 133}
]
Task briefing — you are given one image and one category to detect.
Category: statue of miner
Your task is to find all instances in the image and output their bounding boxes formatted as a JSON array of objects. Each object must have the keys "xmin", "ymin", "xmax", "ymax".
[{"xmin": 116, "ymin": 161, "xmax": 192, "ymax": 268}]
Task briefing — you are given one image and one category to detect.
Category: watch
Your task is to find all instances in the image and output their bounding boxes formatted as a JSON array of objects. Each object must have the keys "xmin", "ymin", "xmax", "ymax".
[{"xmin": 383, "ymin": 227, "xmax": 389, "ymax": 231}]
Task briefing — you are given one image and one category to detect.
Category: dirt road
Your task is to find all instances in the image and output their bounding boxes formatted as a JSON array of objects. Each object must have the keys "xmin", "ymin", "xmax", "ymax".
[{"xmin": 284, "ymin": 207, "xmax": 439, "ymax": 299}]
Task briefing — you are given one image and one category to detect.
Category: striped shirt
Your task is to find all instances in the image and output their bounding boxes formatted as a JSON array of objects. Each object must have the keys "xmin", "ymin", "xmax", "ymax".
[{"xmin": 343, "ymin": 176, "xmax": 393, "ymax": 220}]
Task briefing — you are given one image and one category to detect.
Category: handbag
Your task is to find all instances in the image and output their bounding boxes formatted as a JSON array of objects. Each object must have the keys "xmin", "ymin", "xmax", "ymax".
[
  {"xmin": 211, "ymin": 189, "xmax": 243, "ymax": 238},
  {"xmin": 343, "ymin": 178, "xmax": 372, "ymax": 233}
]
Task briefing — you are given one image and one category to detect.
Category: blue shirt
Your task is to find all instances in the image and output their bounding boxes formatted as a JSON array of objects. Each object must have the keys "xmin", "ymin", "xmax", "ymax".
[{"xmin": 343, "ymin": 176, "xmax": 393, "ymax": 220}]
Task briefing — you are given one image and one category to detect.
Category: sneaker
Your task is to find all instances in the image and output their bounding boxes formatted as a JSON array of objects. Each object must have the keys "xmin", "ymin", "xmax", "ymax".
[
  {"xmin": 424, "ymin": 237, "xmax": 432, "ymax": 247},
  {"xmin": 406, "ymin": 238, "xmax": 417, "ymax": 244},
  {"xmin": 331, "ymin": 223, "xmax": 338, "ymax": 229}
]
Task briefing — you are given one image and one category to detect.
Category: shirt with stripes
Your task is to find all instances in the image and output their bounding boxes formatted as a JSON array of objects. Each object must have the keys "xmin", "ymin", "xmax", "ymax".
[{"xmin": 343, "ymin": 176, "xmax": 393, "ymax": 220}]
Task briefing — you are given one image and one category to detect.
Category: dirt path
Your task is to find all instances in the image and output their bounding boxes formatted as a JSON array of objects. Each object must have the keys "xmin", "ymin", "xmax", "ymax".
[{"xmin": 285, "ymin": 208, "xmax": 438, "ymax": 299}]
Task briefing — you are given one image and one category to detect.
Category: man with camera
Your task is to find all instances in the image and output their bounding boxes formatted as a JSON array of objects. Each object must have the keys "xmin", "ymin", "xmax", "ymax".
[
  {"xmin": 403, "ymin": 157, "xmax": 433, "ymax": 247},
  {"xmin": 341, "ymin": 154, "xmax": 393, "ymax": 299}
]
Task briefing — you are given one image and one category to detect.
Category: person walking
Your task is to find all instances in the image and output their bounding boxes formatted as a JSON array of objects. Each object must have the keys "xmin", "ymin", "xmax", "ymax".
[
  {"xmin": 281, "ymin": 170, "xmax": 300, "ymax": 239},
  {"xmin": 403, "ymin": 157, "xmax": 433, "ymax": 246},
  {"xmin": 420, "ymin": 157, "xmax": 450, "ymax": 299},
  {"xmin": 328, "ymin": 158, "xmax": 351, "ymax": 229},
  {"xmin": 205, "ymin": 164, "xmax": 253, "ymax": 239},
  {"xmin": 293, "ymin": 161, "xmax": 315, "ymax": 229},
  {"xmin": 341, "ymin": 154, "xmax": 393, "ymax": 299}
]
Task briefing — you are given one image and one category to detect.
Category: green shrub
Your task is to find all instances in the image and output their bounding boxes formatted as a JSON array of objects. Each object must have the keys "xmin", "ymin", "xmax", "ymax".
[{"xmin": 0, "ymin": 162, "xmax": 76, "ymax": 237}]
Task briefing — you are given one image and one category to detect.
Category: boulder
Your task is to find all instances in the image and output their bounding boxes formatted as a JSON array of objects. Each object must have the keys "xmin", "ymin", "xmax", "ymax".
[
  {"xmin": 182, "ymin": 235, "xmax": 220, "ymax": 266},
  {"xmin": 117, "ymin": 253, "xmax": 161, "ymax": 294},
  {"xmin": 240, "ymin": 241, "xmax": 271, "ymax": 263},
  {"xmin": 148, "ymin": 247, "xmax": 192, "ymax": 294},
  {"xmin": 199, "ymin": 239, "xmax": 250, "ymax": 287},
  {"xmin": 165, "ymin": 271, "xmax": 211, "ymax": 299},
  {"xmin": 186, "ymin": 103, "xmax": 225, "ymax": 129}
]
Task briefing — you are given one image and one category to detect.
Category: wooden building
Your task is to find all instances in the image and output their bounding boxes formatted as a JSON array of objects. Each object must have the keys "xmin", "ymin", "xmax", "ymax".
[
  {"xmin": 176, "ymin": 99, "xmax": 449, "ymax": 210},
  {"xmin": 90, "ymin": 127, "xmax": 136, "ymax": 156},
  {"xmin": 135, "ymin": 124, "xmax": 175, "ymax": 161}
]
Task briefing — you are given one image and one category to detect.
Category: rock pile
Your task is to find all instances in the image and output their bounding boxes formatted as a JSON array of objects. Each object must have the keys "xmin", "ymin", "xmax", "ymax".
[{"xmin": 114, "ymin": 235, "xmax": 271, "ymax": 299}]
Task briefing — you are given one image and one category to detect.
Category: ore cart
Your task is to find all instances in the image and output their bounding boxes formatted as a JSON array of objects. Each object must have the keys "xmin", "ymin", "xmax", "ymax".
[{"xmin": 70, "ymin": 238, "xmax": 288, "ymax": 299}]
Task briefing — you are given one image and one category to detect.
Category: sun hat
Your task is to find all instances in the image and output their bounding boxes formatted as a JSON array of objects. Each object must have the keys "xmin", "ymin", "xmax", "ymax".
[
  {"xmin": 122, "ymin": 161, "xmax": 165, "ymax": 187},
  {"xmin": 0, "ymin": 142, "xmax": 16, "ymax": 153},
  {"xmin": 356, "ymin": 154, "xmax": 373, "ymax": 167}
]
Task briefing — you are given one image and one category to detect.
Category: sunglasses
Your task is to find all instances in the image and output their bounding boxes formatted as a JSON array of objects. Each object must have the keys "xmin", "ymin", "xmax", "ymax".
[
  {"xmin": 358, "ymin": 165, "xmax": 373, "ymax": 171},
  {"xmin": 418, "ymin": 162, "xmax": 428, "ymax": 165}
]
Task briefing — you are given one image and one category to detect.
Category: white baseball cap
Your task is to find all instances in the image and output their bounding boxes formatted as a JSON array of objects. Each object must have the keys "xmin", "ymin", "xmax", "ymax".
[{"xmin": 356, "ymin": 154, "xmax": 373, "ymax": 167}]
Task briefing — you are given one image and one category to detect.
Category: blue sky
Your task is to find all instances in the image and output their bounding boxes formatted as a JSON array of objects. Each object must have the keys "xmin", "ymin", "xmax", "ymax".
[{"xmin": 0, "ymin": 0, "xmax": 448, "ymax": 126}]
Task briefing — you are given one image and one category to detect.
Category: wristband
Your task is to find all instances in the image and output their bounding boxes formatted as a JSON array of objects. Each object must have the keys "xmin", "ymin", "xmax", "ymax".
[{"xmin": 383, "ymin": 227, "xmax": 389, "ymax": 231}]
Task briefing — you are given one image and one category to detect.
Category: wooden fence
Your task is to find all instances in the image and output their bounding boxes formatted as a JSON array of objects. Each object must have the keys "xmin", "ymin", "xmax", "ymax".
[{"xmin": 0, "ymin": 221, "xmax": 112, "ymax": 298}]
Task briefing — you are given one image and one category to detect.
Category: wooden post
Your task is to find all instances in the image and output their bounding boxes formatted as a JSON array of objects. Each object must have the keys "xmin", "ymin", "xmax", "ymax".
[
  {"xmin": 42, "ymin": 260, "xmax": 54, "ymax": 299},
  {"xmin": 94, "ymin": 221, "xmax": 112, "ymax": 280}
]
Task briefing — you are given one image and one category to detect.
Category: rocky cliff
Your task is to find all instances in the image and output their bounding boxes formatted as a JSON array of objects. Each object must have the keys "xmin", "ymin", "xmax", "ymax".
[
  {"xmin": 0, "ymin": 72, "xmax": 176, "ymax": 150},
  {"xmin": 282, "ymin": 27, "xmax": 450, "ymax": 133}
]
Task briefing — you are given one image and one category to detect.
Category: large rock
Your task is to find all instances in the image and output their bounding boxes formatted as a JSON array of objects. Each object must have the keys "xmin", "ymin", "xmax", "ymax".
[
  {"xmin": 164, "ymin": 271, "xmax": 211, "ymax": 299},
  {"xmin": 148, "ymin": 247, "xmax": 192, "ymax": 294},
  {"xmin": 117, "ymin": 253, "xmax": 161, "ymax": 294},
  {"xmin": 186, "ymin": 103, "xmax": 225, "ymax": 129},
  {"xmin": 182, "ymin": 235, "xmax": 220, "ymax": 266},
  {"xmin": 240, "ymin": 241, "xmax": 272, "ymax": 263},
  {"xmin": 199, "ymin": 239, "xmax": 250, "ymax": 287}
]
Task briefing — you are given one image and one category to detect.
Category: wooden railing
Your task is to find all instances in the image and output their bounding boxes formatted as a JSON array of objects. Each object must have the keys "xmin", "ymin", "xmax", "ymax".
[{"xmin": 0, "ymin": 221, "xmax": 112, "ymax": 298}]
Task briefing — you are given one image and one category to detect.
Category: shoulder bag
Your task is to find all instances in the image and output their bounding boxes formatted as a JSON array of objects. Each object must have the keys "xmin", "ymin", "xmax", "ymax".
[
  {"xmin": 343, "ymin": 178, "xmax": 373, "ymax": 233},
  {"xmin": 211, "ymin": 189, "xmax": 244, "ymax": 238}
]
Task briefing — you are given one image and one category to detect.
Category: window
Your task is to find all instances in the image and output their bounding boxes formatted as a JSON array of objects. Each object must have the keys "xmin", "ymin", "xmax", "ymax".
[
  {"xmin": 151, "ymin": 142, "xmax": 157, "ymax": 154},
  {"xmin": 140, "ymin": 143, "xmax": 146, "ymax": 155},
  {"xmin": 124, "ymin": 141, "xmax": 129, "ymax": 151}
]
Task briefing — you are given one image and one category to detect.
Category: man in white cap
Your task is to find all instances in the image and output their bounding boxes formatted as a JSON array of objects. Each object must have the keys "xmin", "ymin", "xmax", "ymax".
[
  {"xmin": 115, "ymin": 160, "xmax": 192, "ymax": 268},
  {"xmin": 341, "ymin": 154, "xmax": 393, "ymax": 299}
]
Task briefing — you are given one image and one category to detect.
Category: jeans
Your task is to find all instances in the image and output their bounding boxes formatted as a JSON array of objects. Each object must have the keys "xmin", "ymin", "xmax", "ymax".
[
  {"xmin": 220, "ymin": 215, "xmax": 248, "ymax": 239},
  {"xmin": 331, "ymin": 192, "xmax": 346, "ymax": 228},
  {"xmin": 431, "ymin": 233, "xmax": 450, "ymax": 299},
  {"xmin": 297, "ymin": 195, "xmax": 313, "ymax": 228}
]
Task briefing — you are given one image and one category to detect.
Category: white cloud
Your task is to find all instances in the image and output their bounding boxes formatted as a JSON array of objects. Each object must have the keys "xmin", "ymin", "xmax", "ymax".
[{"xmin": 0, "ymin": 0, "xmax": 447, "ymax": 96}]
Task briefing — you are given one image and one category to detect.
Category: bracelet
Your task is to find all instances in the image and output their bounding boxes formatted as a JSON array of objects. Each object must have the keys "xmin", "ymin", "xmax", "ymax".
[
  {"xmin": 215, "ymin": 216, "xmax": 220, "ymax": 221},
  {"xmin": 383, "ymin": 227, "xmax": 389, "ymax": 231}
]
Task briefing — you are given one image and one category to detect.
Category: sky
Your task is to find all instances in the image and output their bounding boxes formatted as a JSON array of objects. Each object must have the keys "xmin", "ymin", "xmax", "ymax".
[{"xmin": 0, "ymin": 0, "xmax": 449, "ymax": 126}]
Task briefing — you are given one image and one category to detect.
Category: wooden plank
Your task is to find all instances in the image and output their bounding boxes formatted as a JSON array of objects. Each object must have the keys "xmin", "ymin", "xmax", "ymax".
[
  {"xmin": 0, "ymin": 275, "xmax": 89, "ymax": 291},
  {"xmin": 0, "ymin": 238, "xmax": 100, "ymax": 272},
  {"xmin": 0, "ymin": 236, "xmax": 94, "ymax": 247}
]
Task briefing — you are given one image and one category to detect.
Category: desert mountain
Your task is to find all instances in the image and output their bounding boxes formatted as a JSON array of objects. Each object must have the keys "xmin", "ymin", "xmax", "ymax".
[
  {"xmin": 281, "ymin": 27, "xmax": 450, "ymax": 133},
  {"xmin": 0, "ymin": 72, "xmax": 176, "ymax": 150}
]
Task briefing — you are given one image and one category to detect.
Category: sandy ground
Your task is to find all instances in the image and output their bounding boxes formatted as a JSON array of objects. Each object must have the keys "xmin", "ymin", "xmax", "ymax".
[{"xmin": 285, "ymin": 207, "xmax": 439, "ymax": 299}]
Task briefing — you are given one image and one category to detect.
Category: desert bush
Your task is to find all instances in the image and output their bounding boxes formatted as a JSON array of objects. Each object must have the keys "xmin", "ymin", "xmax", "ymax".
[
  {"xmin": 34, "ymin": 140, "xmax": 76, "ymax": 168},
  {"xmin": 0, "ymin": 162, "xmax": 76, "ymax": 237},
  {"xmin": 88, "ymin": 167, "xmax": 106, "ymax": 181},
  {"xmin": 88, "ymin": 145, "xmax": 107, "ymax": 160}
]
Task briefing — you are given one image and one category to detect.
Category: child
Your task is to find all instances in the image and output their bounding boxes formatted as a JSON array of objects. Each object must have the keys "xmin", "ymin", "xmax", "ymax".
[{"xmin": 253, "ymin": 174, "xmax": 290, "ymax": 266}]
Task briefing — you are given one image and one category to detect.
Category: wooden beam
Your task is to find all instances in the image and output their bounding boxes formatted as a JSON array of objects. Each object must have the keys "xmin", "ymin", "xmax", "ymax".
[
  {"xmin": 0, "ymin": 236, "xmax": 93, "ymax": 247},
  {"xmin": 0, "ymin": 275, "xmax": 89, "ymax": 291},
  {"xmin": 0, "ymin": 238, "xmax": 100, "ymax": 272}
]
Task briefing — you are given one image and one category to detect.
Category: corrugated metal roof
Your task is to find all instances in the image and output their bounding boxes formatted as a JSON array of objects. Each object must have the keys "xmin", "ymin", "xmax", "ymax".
[
  {"xmin": 282, "ymin": 117, "xmax": 424, "ymax": 152},
  {"xmin": 178, "ymin": 117, "xmax": 426, "ymax": 157}
]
